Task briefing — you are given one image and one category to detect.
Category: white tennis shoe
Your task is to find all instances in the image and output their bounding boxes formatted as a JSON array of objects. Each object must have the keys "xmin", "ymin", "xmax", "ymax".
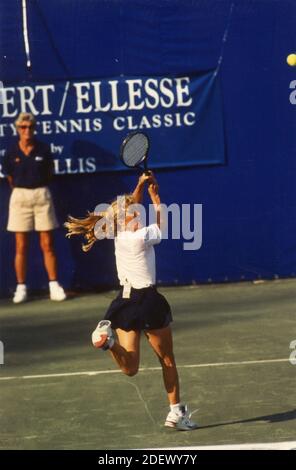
[
  {"xmin": 165, "ymin": 405, "xmax": 198, "ymax": 431},
  {"xmin": 13, "ymin": 284, "xmax": 27, "ymax": 304},
  {"xmin": 49, "ymin": 282, "xmax": 67, "ymax": 301},
  {"xmin": 92, "ymin": 320, "xmax": 115, "ymax": 350}
]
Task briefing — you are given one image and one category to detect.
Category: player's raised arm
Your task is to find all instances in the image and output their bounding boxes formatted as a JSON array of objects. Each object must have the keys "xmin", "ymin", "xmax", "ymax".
[
  {"xmin": 132, "ymin": 172, "xmax": 152, "ymax": 203},
  {"xmin": 147, "ymin": 175, "xmax": 161, "ymax": 228}
]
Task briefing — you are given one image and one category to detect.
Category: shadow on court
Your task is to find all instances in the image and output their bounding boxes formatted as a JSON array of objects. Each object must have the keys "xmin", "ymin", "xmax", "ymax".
[{"xmin": 198, "ymin": 409, "xmax": 296, "ymax": 430}]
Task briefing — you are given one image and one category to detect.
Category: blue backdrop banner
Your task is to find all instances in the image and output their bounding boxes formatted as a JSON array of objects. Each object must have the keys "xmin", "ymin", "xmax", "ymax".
[
  {"xmin": 1, "ymin": 0, "xmax": 295, "ymax": 297},
  {"xmin": 0, "ymin": 72, "xmax": 224, "ymax": 175}
]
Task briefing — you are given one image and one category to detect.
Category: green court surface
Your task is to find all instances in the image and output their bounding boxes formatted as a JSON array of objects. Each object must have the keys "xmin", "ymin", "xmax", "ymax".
[{"xmin": 0, "ymin": 280, "xmax": 296, "ymax": 450}]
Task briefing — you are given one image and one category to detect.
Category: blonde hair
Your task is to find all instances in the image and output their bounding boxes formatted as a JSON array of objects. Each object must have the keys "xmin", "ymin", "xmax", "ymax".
[
  {"xmin": 64, "ymin": 194, "xmax": 135, "ymax": 252},
  {"xmin": 15, "ymin": 112, "xmax": 36, "ymax": 127}
]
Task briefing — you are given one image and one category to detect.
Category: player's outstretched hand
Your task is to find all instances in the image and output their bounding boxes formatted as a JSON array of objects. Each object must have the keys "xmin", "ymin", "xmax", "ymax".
[{"xmin": 138, "ymin": 171, "xmax": 157, "ymax": 186}]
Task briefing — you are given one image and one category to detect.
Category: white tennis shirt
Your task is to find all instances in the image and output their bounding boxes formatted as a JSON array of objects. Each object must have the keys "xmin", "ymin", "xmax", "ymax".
[{"xmin": 115, "ymin": 224, "xmax": 161, "ymax": 289}]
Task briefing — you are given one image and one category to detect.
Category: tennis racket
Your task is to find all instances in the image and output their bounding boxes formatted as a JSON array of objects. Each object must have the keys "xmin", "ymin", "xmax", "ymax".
[{"xmin": 120, "ymin": 132, "xmax": 150, "ymax": 175}]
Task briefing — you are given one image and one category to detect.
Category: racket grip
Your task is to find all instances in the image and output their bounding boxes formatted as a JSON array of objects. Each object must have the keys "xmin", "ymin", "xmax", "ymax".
[{"xmin": 143, "ymin": 159, "xmax": 150, "ymax": 176}]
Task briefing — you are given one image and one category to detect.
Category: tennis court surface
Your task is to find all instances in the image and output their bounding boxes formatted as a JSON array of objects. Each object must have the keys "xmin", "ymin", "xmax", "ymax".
[{"xmin": 0, "ymin": 279, "xmax": 295, "ymax": 450}]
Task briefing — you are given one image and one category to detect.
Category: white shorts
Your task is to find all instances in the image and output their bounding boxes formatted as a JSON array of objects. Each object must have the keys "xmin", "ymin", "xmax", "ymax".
[{"xmin": 7, "ymin": 187, "xmax": 59, "ymax": 232}]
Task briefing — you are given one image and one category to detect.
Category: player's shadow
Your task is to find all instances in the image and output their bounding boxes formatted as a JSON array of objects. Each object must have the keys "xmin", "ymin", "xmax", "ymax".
[{"xmin": 198, "ymin": 409, "xmax": 296, "ymax": 429}]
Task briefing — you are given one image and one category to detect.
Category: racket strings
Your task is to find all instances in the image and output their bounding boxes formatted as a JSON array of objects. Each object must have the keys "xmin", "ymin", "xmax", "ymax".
[{"xmin": 122, "ymin": 135, "xmax": 149, "ymax": 166}]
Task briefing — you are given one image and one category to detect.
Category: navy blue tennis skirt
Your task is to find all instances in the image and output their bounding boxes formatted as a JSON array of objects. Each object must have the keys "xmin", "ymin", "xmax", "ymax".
[{"xmin": 103, "ymin": 286, "xmax": 172, "ymax": 331}]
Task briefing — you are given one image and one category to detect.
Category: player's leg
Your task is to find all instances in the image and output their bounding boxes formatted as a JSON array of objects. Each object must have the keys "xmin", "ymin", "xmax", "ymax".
[
  {"xmin": 92, "ymin": 322, "xmax": 141, "ymax": 377},
  {"xmin": 145, "ymin": 326, "xmax": 180, "ymax": 405},
  {"xmin": 145, "ymin": 325, "xmax": 198, "ymax": 430},
  {"xmin": 110, "ymin": 328, "xmax": 141, "ymax": 376}
]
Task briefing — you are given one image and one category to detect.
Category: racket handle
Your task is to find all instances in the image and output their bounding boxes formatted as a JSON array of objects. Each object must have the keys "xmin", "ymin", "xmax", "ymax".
[{"xmin": 143, "ymin": 161, "xmax": 150, "ymax": 176}]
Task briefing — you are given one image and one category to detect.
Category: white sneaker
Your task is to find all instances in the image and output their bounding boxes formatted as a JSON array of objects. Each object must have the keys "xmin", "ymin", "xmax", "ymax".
[
  {"xmin": 92, "ymin": 320, "xmax": 114, "ymax": 350},
  {"xmin": 165, "ymin": 405, "xmax": 198, "ymax": 431},
  {"xmin": 49, "ymin": 282, "xmax": 66, "ymax": 301},
  {"xmin": 13, "ymin": 284, "xmax": 27, "ymax": 304}
]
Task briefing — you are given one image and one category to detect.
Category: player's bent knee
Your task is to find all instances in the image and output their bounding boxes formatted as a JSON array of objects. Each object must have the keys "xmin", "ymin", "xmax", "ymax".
[
  {"xmin": 159, "ymin": 354, "xmax": 176, "ymax": 368},
  {"xmin": 121, "ymin": 366, "xmax": 139, "ymax": 377}
]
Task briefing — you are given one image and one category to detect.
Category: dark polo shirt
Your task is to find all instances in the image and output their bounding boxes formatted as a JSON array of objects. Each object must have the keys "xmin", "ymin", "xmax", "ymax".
[{"xmin": 3, "ymin": 140, "xmax": 54, "ymax": 189}]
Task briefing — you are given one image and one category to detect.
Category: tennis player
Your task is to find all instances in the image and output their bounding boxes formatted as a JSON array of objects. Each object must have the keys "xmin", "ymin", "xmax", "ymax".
[{"xmin": 65, "ymin": 173, "xmax": 198, "ymax": 431}]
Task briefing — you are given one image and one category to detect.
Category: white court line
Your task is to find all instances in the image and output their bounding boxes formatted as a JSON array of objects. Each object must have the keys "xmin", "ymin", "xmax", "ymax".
[
  {"xmin": 149, "ymin": 441, "xmax": 296, "ymax": 450},
  {"xmin": 0, "ymin": 358, "xmax": 290, "ymax": 382}
]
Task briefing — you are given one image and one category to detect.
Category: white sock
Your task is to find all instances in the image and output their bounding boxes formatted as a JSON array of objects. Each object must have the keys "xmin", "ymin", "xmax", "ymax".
[
  {"xmin": 170, "ymin": 403, "xmax": 183, "ymax": 414},
  {"xmin": 17, "ymin": 283, "xmax": 26, "ymax": 289},
  {"xmin": 49, "ymin": 281, "xmax": 59, "ymax": 288}
]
